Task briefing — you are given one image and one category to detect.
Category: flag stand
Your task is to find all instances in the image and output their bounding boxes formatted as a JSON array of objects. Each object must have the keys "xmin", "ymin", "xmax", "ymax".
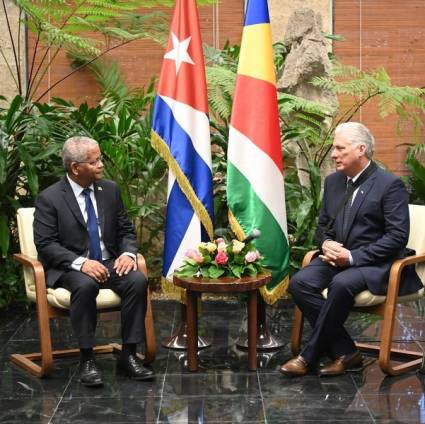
[
  {"xmin": 162, "ymin": 303, "xmax": 210, "ymax": 350},
  {"xmin": 236, "ymin": 296, "xmax": 284, "ymax": 351}
]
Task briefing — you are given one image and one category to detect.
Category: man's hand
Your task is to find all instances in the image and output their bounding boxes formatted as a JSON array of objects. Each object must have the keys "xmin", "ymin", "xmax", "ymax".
[
  {"xmin": 320, "ymin": 240, "xmax": 351, "ymax": 267},
  {"xmin": 81, "ymin": 259, "xmax": 110, "ymax": 283},
  {"xmin": 114, "ymin": 254, "xmax": 137, "ymax": 277}
]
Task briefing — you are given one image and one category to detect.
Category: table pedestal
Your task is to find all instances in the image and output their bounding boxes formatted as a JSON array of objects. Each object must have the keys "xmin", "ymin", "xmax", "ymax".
[{"xmin": 173, "ymin": 274, "xmax": 271, "ymax": 372}]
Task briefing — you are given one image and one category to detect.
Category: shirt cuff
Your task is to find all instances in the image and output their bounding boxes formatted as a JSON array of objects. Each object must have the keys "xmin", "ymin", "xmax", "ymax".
[
  {"xmin": 121, "ymin": 252, "xmax": 136, "ymax": 261},
  {"xmin": 348, "ymin": 251, "xmax": 353, "ymax": 265},
  {"xmin": 71, "ymin": 256, "xmax": 87, "ymax": 272}
]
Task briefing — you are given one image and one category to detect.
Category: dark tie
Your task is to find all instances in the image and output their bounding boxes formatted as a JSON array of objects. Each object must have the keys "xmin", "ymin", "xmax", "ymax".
[
  {"xmin": 342, "ymin": 179, "xmax": 354, "ymax": 235},
  {"xmin": 83, "ymin": 188, "xmax": 102, "ymax": 261}
]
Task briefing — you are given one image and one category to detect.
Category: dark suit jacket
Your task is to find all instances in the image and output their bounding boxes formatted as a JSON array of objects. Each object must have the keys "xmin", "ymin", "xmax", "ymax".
[
  {"xmin": 34, "ymin": 177, "xmax": 138, "ymax": 287},
  {"xmin": 315, "ymin": 167, "xmax": 422, "ymax": 296}
]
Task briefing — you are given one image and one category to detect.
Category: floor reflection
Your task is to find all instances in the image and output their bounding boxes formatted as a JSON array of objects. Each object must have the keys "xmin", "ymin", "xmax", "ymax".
[{"xmin": 0, "ymin": 298, "xmax": 425, "ymax": 423}]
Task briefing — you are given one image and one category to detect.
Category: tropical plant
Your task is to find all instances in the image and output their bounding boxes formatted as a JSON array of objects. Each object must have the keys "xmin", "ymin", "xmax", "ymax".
[
  {"xmin": 49, "ymin": 59, "xmax": 168, "ymax": 275},
  {"xmin": 1, "ymin": 0, "xmax": 217, "ymax": 103},
  {"xmin": 403, "ymin": 143, "xmax": 425, "ymax": 205},
  {"xmin": 0, "ymin": 94, "xmax": 74, "ymax": 257}
]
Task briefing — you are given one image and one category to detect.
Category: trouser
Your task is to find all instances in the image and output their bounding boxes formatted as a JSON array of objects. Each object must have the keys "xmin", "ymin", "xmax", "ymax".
[
  {"xmin": 56, "ymin": 259, "xmax": 148, "ymax": 349},
  {"xmin": 288, "ymin": 257, "xmax": 367, "ymax": 365}
]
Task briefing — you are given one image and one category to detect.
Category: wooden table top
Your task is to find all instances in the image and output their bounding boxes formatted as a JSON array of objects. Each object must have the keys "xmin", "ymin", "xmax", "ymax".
[{"xmin": 173, "ymin": 273, "xmax": 272, "ymax": 293}]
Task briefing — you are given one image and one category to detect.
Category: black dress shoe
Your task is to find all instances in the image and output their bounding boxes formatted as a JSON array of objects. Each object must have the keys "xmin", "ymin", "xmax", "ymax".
[
  {"xmin": 79, "ymin": 359, "xmax": 103, "ymax": 387},
  {"xmin": 117, "ymin": 354, "xmax": 154, "ymax": 381}
]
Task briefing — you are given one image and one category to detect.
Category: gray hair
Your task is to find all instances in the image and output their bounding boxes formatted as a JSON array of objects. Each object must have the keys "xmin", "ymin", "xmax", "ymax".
[
  {"xmin": 62, "ymin": 136, "xmax": 99, "ymax": 172},
  {"xmin": 335, "ymin": 122, "xmax": 375, "ymax": 158}
]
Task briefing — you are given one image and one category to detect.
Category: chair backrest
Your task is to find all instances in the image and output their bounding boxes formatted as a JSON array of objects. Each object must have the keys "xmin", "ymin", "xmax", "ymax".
[
  {"xmin": 16, "ymin": 207, "xmax": 38, "ymax": 297},
  {"xmin": 407, "ymin": 204, "xmax": 425, "ymax": 284}
]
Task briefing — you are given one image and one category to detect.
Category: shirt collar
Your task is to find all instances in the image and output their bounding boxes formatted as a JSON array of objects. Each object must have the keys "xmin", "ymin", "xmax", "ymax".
[
  {"xmin": 350, "ymin": 160, "xmax": 371, "ymax": 184},
  {"xmin": 66, "ymin": 174, "xmax": 94, "ymax": 197}
]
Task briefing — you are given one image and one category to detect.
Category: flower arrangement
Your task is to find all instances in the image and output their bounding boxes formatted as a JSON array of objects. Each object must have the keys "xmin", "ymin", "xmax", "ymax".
[{"xmin": 174, "ymin": 237, "xmax": 267, "ymax": 279}]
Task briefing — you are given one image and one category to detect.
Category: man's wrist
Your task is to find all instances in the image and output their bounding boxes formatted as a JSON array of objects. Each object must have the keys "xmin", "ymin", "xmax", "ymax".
[
  {"xmin": 71, "ymin": 256, "xmax": 88, "ymax": 272},
  {"xmin": 121, "ymin": 252, "xmax": 136, "ymax": 261}
]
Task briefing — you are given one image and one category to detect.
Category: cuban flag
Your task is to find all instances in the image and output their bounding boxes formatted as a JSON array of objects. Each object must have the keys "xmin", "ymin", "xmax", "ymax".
[{"xmin": 151, "ymin": 0, "xmax": 214, "ymax": 290}]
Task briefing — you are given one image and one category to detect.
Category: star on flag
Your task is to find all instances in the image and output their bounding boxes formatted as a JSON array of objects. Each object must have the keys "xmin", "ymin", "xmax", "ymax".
[{"xmin": 164, "ymin": 32, "xmax": 195, "ymax": 74}]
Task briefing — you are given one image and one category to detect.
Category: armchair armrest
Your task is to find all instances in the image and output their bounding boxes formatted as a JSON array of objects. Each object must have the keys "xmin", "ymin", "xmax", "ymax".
[
  {"xmin": 302, "ymin": 250, "xmax": 320, "ymax": 268},
  {"xmin": 386, "ymin": 252, "xmax": 425, "ymax": 303},
  {"xmin": 136, "ymin": 253, "xmax": 148, "ymax": 279},
  {"xmin": 13, "ymin": 253, "xmax": 48, "ymax": 299}
]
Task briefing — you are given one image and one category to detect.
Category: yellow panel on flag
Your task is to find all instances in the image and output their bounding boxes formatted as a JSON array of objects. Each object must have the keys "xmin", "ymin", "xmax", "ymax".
[{"xmin": 237, "ymin": 23, "xmax": 275, "ymax": 85}]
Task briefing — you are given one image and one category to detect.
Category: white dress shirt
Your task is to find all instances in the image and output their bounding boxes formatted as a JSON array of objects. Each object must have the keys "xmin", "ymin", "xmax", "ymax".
[{"xmin": 67, "ymin": 175, "xmax": 111, "ymax": 271}]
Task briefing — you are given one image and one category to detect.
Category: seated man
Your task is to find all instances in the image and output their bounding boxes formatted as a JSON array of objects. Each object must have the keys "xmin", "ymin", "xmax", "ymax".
[
  {"xmin": 281, "ymin": 122, "xmax": 422, "ymax": 377},
  {"xmin": 34, "ymin": 136, "xmax": 154, "ymax": 387}
]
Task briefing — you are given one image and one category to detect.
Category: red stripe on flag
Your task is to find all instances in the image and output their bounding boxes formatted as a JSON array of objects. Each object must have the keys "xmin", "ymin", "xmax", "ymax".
[
  {"xmin": 231, "ymin": 74, "xmax": 283, "ymax": 171},
  {"xmin": 157, "ymin": 0, "xmax": 208, "ymax": 114}
]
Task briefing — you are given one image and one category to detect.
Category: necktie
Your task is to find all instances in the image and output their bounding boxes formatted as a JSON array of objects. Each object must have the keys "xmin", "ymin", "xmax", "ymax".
[
  {"xmin": 342, "ymin": 179, "xmax": 354, "ymax": 235},
  {"xmin": 82, "ymin": 188, "xmax": 102, "ymax": 261}
]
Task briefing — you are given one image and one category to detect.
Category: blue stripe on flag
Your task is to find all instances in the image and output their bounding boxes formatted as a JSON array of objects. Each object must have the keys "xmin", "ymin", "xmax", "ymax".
[
  {"xmin": 152, "ymin": 96, "xmax": 214, "ymax": 217},
  {"xmin": 163, "ymin": 181, "xmax": 194, "ymax": 276},
  {"xmin": 244, "ymin": 0, "xmax": 270, "ymax": 26}
]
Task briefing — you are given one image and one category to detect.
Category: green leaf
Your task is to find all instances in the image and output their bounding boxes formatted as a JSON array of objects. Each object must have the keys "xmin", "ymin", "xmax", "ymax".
[
  {"xmin": 0, "ymin": 214, "xmax": 10, "ymax": 256},
  {"xmin": 229, "ymin": 264, "xmax": 243, "ymax": 278},
  {"xmin": 209, "ymin": 267, "xmax": 225, "ymax": 279},
  {"xmin": 200, "ymin": 267, "xmax": 210, "ymax": 278}
]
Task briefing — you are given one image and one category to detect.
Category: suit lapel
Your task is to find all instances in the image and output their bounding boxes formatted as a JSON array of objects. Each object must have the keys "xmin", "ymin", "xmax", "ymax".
[
  {"xmin": 60, "ymin": 178, "xmax": 86, "ymax": 228},
  {"xmin": 334, "ymin": 175, "xmax": 347, "ymax": 240},
  {"xmin": 343, "ymin": 172, "xmax": 377, "ymax": 243},
  {"xmin": 94, "ymin": 181, "xmax": 105, "ymax": 236}
]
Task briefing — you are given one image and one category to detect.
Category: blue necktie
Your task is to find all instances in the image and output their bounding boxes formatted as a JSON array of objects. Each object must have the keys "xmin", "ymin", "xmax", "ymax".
[{"xmin": 83, "ymin": 188, "xmax": 102, "ymax": 261}]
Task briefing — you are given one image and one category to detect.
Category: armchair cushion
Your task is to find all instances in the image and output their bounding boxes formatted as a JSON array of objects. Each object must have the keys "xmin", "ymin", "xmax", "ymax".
[
  {"xmin": 322, "ymin": 287, "xmax": 424, "ymax": 307},
  {"xmin": 46, "ymin": 287, "xmax": 122, "ymax": 310}
]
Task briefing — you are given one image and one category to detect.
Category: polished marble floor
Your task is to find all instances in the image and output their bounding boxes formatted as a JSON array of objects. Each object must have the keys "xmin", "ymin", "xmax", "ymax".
[{"xmin": 1, "ymin": 297, "xmax": 425, "ymax": 423}]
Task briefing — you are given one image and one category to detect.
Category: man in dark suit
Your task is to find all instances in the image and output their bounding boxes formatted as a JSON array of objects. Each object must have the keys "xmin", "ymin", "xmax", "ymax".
[
  {"xmin": 34, "ymin": 136, "xmax": 154, "ymax": 387},
  {"xmin": 280, "ymin": 122, "xmax": 422, "ymax": 377}
]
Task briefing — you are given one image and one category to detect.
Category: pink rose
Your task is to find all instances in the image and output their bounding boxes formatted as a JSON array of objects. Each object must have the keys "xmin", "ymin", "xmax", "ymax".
[
  {"xmin": 185, "ymin": 249, "xmax": 204, "ymax": 264},
  {"xmin": 245, "ymin": 251, "xmax": 258, "ymax": 263},
  {"xmin": 215, "ymin": 251, "xmax": 228, "ymax": 265}
]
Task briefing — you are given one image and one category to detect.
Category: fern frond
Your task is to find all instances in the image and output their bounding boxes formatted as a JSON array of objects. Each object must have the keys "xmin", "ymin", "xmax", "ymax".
[
  {"xmin": 278, "ymin": 93, "xmax": 331, "ymax": 117},
  {"xmin": 40, "ymin": 22, "xmax": 101, "ymax": 55},
  {"xmin": 206, "ymin": 66, "xmax": 236, "ymax": 121}
]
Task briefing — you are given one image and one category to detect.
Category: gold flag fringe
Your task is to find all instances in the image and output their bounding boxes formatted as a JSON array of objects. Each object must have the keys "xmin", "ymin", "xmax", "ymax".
[
  {"xmin": 228, "ymin": 209, "xmax": 246, "ymax": 240},
  {"xmin": 260, "ymin": 275, "xmax": 289, "ymax": 305},
  {"xmin": 151, "ymin": 129, "xmax": 214, "ymax": 240},
  {"xmin": 229, "ymin": 210, "xmax": 290, "ymax": 305},
  {"xmin": 161, "ymin": 276, "xmax": 186, "ymax": 303}
]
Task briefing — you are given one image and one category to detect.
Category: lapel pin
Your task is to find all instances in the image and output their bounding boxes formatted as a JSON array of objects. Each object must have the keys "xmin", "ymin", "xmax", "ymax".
[{"xmin": 360, "ymin": 190, "xmax": 364, "ymax": 194}]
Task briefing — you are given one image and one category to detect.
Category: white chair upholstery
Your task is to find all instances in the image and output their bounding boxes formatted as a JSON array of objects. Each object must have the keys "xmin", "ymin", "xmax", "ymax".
[{"xmin": 17, "ymin": 207, "xmax": 122, "ymax": 309}]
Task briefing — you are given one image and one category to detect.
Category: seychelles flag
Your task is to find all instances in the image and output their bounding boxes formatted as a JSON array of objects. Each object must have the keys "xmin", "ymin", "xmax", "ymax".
[
  {"xmin": 227, "ymin": 0, "xmax": 290, "ymax": 304},
  {"xmin": 151, "ymin": 0, "xmax": 214, "ymax": 295}
]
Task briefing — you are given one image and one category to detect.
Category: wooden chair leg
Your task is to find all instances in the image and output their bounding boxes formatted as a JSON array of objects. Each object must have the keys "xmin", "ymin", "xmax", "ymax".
[
  {"xmin": 143, "ymin": 289, "xmax": 156, "ymax": 364},
  {"xmin": 291, "ymin": 306, "xmax": 304, "ymax": 356},
  {"xmin": 356, "ymin": 300, "xmax": 423, "ymax": 376}
]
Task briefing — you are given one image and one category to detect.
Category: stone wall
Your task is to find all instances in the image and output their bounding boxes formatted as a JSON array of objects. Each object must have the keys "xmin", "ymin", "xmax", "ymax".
[{"xmin": 0, "ymin": 0, "xmax": 26, "ymax": 101}]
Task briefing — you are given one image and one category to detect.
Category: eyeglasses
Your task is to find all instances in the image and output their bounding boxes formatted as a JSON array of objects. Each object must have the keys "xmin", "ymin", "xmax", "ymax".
[{"xmin": 75, "ymin": 155, "xmax": 104, "ymax": 166}]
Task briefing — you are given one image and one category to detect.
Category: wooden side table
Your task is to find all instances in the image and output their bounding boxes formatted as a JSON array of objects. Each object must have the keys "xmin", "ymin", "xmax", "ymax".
[{"xmin": 173, "ymin": 273, "xmax": 271, "ymax": 372}]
